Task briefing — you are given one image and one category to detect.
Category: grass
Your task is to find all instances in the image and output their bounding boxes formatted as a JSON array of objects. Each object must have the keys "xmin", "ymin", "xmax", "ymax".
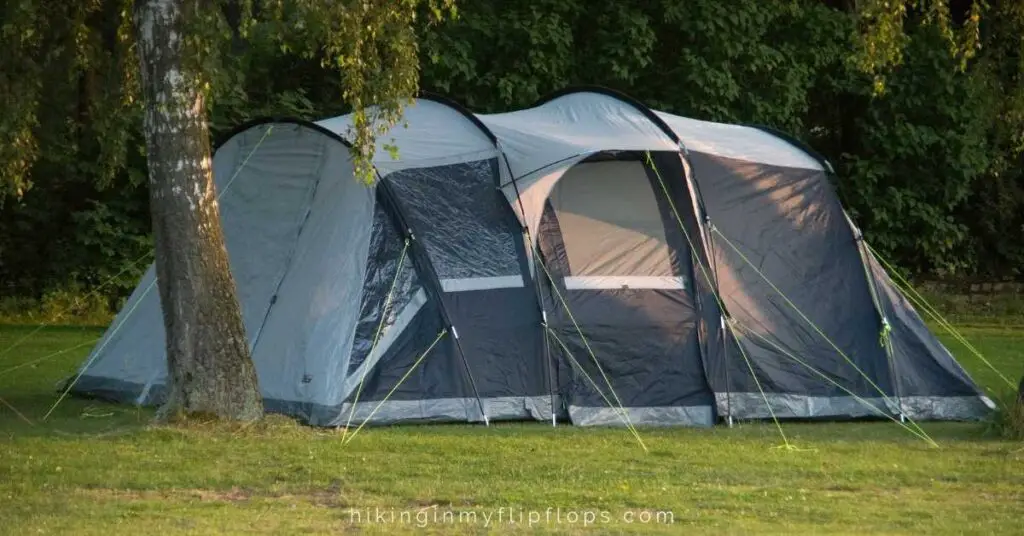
[
  {"xmin": 1, "ymin": 323, "xmax": 1022, "ymax": 534},
  {"xmin": 919, "ymin": 287, "xmax": 1024, "ymax": 327}
]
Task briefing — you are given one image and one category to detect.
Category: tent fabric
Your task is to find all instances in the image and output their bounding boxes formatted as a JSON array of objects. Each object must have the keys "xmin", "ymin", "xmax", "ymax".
[
  {"xmin": 316, "ymin": 97, "xmax": 498, "ymax": 173},
  {"xmin": 549, "ymin": 160, "xmax": 679, "ymax": 282},
  {"xmin": 690, "ymin": 151, "xmax": 897, "ymax": 418},
  {"xmin": 537, "ymin": 153, "xmax": 714, "ymax": 426},
  {"xmin": 862, "ymin": 251, "xmax": 996, "ymax": 418},
  {"xmin": 654, "ymin": 111, "xmax": 823, "ymax": 171},
  {"xmin": 478, "ymin": 92, "xmax": 678, "ymax": 181},
  {"xmin": 72, "ymin": 89, "xmax": 994, "ymax": 429},
  {"xmin": 386, "ymin": 158, "xmax": 524, "ymax": 290}
]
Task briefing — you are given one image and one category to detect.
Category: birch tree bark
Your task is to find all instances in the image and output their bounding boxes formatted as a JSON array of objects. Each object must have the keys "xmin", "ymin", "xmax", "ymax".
[{"xmin": 135, "ymin": 0, "xmax": 262, "ymax": 421}]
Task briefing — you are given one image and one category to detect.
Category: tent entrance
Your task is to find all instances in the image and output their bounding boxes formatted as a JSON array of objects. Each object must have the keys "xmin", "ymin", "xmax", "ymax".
[{"xmin": 537, "ymin": 152, "xmax": 715, "ymax": 426}]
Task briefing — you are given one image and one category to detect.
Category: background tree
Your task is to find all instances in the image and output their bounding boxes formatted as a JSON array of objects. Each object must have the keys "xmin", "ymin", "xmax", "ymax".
[
  {"xmin": 134, "ymin": 0, "xmax": 262, "ymax": 420},
  {"xmin": 848, "ymin": 0, "xmax": 1024, "ymax": 415},
  {"xmin": 5, "ymin": 0, "xmax": 1020, "ymax": 297}
]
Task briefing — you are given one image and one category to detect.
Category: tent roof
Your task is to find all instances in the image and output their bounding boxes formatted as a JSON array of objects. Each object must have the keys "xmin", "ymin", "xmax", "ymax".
[
  {"xmin": 315, "ymin": 97, "xmax": 498, "ymax": 174},
  {"xmin": 310, "ymin": 89, "xmax": 825, "ymax": 177},
  {"xmin": 653, "ymin": 111, "xmax": 823, "ymax": 171},
  {"xmin": 478, "ymin": 91, "xmax": 679, "ymax": 180}
]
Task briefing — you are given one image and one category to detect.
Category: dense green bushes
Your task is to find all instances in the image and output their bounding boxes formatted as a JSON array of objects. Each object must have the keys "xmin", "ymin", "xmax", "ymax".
[{"xmin": 1, "ymin": 0, "xmax": 1021, "ymax": 309}]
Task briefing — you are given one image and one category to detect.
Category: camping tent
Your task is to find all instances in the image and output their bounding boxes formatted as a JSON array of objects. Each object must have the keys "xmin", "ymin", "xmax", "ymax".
[{"xmin": 71, "ymin": 87, "xmax": 995, "ymax": 427}]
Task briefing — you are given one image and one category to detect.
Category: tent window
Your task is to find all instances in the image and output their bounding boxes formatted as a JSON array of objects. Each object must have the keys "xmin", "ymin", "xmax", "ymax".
[
  {"xmin": 549, "ymin": 160, "xmax": 683, "ymax": 290},
  {"xmin": 386, "ymin": 158, "xmax": 523, "ymax": 290}
]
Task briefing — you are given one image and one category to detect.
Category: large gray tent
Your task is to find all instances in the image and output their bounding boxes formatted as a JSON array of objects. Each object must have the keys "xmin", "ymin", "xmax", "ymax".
[{"xmin": 71, "ymin": 87, "xmax": 995, "ymax": 427}]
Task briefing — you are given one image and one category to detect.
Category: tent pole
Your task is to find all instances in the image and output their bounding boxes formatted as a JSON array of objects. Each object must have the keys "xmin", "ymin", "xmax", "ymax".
[
  {"xmin": 541, "ymin": 289, "xmax": 556, "ymax": 427},
  {"xmin": 664, "ymin": 150, "xmax": 733, "ymax": 428},
  {"xmin": 450, "ymin": 325, "xmax": 490, "ymax": 426},
  {"xmin": 721, "ymin": 315, "xmax": 733, "ymax": 428},
  {"xmin": 500, "ymin": 147, "xmax": 559, "ymax": 426},
  {"xmin": 852, "ymin": 219, "xmax": 905, "ymax": 421},
  {"xmin": 530, "ymin": 238, "xmax": 557, "ymax": 427}
]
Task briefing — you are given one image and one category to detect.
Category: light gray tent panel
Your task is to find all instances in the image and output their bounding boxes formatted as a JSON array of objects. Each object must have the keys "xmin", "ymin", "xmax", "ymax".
[
  {"xmin": 248, "ymin": 138, "xmax": 374, "ymax": 409},
  {"xmin": 478, "ymin": 93, "xmax": 677, "ymax": 180},
  {"xmin": 316, "ymin": 99, "xmax": 498, "ymax": 173},
  {"xmin": 74, "ymin": 124, "xmax": 365, "ymax": 406},
  {"xmin": 75, "ymin": 265, "xmax": 163, "ymax": 402}
]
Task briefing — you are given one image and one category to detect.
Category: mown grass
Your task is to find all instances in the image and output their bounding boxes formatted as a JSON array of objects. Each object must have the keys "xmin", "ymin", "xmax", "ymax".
[{"xmin": 0, "ymin": 323, "xmax": 1022, "ymax": 535}]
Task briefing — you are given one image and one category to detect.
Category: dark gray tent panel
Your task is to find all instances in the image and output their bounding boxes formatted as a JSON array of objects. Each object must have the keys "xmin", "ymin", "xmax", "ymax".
[
  {"xmin": 692, "ymin": 151, "xmax": 898, "ymax": 419},
  {"xmin": 863, "ymin": 252, "xmax": 993, "ymax": 418},
  {"xmin": 71, "ymin": 88, "xmax": 994, "ymax": 428}
]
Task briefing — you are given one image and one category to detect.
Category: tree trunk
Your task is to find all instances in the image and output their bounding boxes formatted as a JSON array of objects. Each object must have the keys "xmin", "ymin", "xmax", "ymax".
[{"xmin": 134, "ymin": 0, "xmax": 262, "ymax": 421}]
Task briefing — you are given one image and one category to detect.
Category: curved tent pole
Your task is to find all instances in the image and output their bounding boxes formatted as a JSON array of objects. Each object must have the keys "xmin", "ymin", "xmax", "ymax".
[
  {"xmin": 650, "ymin": 150, "xmax": 741, "ymax": 426},
  {"xmin": 658, "ymin": 150, "xmax": 737, "ymax": 424},
  {"xmin": 532, "ymin": 88, "xmax": 718, "ymax": 296},
  {"xmin": 537, "ymin": 86, "xmax": 738, "ymax": 426},
  {"xmin": 744, "ymin": 125, "xmax": 834, "ymax": 174},
  {"xmin": 498, "ymin": 149, "xmax": 559, "ymax": 426},
  {"xmin": 537, "ymin": 86, "xmax": 731, "ymax": 424},
  {"xmin": 664, "ymin": 146, "xmax": 733, "ymax": 423},
  {"xmin": 213, "ymin": 117, "xmax": 353, "ymax": 151},
  {"xmin": 417, "ymin": 91, "xmax": 499, "ymax": 145},
  {"xmin": 532, "ymin": 85, "xmax": 681, "ymax": 145},
  {"xmin": 532, "ymin": 89, "xmax": 720, "ymax": 291}
]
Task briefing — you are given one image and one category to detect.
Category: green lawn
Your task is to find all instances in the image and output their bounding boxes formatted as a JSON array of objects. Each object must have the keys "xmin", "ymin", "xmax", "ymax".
[{"xmin": 1, "ymin": 323, "xmax": 1022, "ymax": 535}]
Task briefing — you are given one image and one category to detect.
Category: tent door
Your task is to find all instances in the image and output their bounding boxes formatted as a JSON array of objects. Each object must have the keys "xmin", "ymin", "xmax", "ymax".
[{"xmin": 538, "ymin": 156, "xmax": 712, "ymax": 425}]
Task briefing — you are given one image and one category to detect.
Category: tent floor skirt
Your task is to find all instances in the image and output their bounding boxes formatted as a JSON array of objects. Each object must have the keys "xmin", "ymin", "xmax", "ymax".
[{"xmin": 716, "ymin": 392, "xmax": 994, "ymax": 421}]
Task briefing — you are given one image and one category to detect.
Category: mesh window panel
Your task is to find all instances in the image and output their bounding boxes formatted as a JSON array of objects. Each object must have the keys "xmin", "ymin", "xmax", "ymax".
[{"xmin": 386, "ymin": 159, "xmax": 521, "ymax": 281}]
